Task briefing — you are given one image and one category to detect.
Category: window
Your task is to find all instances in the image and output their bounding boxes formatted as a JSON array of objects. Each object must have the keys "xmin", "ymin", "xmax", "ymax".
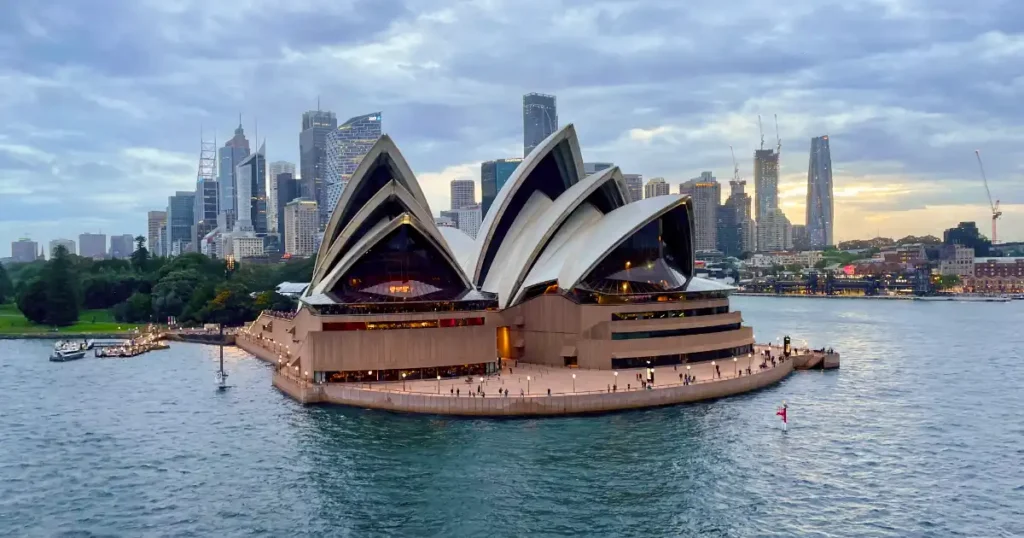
[
  {"xmin": 610, "ymin": 344, "xmax": 754, "ymax": 369},
  {"xmin": 611, "ymin": 305, "xmax": 728, "ymax": 321},
  {"xmin": 323, "ymin": 317, "xmax": 485, "ymax": 331},
  {"xmin": 611, "ymin": 323, "xmax": 741, "ymax": 340}
]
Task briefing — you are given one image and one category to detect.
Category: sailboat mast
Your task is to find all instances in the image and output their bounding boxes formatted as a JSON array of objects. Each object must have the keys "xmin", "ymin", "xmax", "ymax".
[{"xmin": 219, "ymin": 324, "xmax": 224, "ymax": 374}]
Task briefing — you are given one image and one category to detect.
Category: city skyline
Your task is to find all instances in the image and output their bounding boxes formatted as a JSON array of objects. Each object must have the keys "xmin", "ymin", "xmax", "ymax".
[{"xmin": 1, "ymin": 0, "xmax": 1023, "ymax": 255}]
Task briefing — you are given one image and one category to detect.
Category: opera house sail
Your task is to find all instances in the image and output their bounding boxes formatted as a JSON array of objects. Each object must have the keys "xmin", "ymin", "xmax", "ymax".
[{"xmin": 244, "ymin": 125, "xmax": 754, "ymax": 389}]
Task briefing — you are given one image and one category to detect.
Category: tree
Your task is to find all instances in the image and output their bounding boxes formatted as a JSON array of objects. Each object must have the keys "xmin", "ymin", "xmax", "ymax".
[
  {"xmin": 151, "ymin": 269, "xmax": 202, "ymax": 322},
  {"xmin": 16, "ymin": 278, "xmax": 49, "ymax": 324},
  {"xmin": 131, "ymin": 235, "xmax": 150, "ymax": 272},
  {"xmin": 43, "ymin": 245, "xmax": 79, "ymax": 326},
  {"xmin": 254, "ymin": 291, "xmax": 295, "ymax": 312},
  {"xmin": 198, "ymin": 282, "xmax": 255, "ymax": 326},
  {"xmin": 113, "ymin": 292, "xmax": 153, "ymax": 323},
  {"xmin": 0, "ymin": 263, "xmax": 13, "ymax": 303}
]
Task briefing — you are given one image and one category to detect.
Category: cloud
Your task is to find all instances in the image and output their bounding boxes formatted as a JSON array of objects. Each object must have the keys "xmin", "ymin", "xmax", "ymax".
[{"xmin": 1, "ymin": 0, "xmax": 1023, "ymax": 254}]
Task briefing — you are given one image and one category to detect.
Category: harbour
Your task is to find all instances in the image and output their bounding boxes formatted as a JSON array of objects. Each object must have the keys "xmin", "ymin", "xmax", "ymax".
[{"xmin": 2, "ymin": 297, "xmax": 1021, "ymax": 536}]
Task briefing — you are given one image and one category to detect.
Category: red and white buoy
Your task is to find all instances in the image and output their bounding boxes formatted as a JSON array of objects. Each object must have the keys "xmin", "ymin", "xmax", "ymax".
[{"xmin": 776, "ymin": 401, "xmax": 788, "ymax": 431}]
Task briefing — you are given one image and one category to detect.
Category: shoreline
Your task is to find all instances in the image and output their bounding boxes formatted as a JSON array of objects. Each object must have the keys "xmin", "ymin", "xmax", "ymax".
[
  {"xmin": 0, "ymin": 332, "xmax": 138, "ymax": 340},
  {"xmin": 734, "ymin": 292, "xmax": 1015, "ymax": 302}
]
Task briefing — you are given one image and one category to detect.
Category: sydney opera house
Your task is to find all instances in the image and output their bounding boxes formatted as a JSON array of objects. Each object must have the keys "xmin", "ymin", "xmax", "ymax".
[{"xmin": 244, "ymin": 125, "xmax": 754, "ymax": 391}]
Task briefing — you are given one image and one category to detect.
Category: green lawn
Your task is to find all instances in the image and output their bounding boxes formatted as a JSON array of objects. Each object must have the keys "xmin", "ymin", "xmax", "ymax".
[{"xmin": 0, "ymin": 303, "xmax": 142, "ymax": 335}]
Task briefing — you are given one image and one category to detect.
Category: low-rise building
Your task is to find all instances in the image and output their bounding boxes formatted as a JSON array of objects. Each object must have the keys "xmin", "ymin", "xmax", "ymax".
[
  {"xmin": 939, "ymin": 245, "xmax": 975, "ymax": 277},
  {"xmin": 965, "ymin": 257, "xmax": 1024, "ymax": 292}
]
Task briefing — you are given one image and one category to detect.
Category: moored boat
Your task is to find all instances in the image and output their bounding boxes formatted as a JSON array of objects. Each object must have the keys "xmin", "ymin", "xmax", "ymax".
[{"xmin": 50, "ymin": 349, "xmax": 87, "ymax": 362}]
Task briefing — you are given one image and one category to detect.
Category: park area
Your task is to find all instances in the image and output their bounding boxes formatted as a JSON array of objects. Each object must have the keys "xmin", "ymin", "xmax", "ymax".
[{"xmin": 0, "ymin": 303, "xmax": 141, "ymax": 335}]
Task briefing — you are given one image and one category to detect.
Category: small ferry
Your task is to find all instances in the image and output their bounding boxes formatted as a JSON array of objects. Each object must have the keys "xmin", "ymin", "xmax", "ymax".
[
  {"xmin": 50, "ymin": 348, "xmax": 87, "ymax": 362},
  {"xmin": 915, "ymin": 294, "xmax": 1012, "ymax": 303}
]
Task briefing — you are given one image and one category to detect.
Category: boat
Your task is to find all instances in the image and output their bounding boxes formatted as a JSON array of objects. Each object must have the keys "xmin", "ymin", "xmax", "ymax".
[
  {"xmin": 50, "ymin": 349, "xmax": 87, "ymax": 362},
  {"xmin": 916, "ymin": 294, "xmax": 1011, "ymax": 303}
]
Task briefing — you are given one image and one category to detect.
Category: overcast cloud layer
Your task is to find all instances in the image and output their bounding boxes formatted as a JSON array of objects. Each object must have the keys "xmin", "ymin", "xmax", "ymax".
[{"xmin": 1, "ymin": 0, "xmax": 1022, "ymax": 255}]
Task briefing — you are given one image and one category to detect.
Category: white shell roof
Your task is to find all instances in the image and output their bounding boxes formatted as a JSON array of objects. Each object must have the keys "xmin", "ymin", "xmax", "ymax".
[
  {"xmin": 438, "ymin": 226, "xmax": 475, "ymax": 277},
  {"xmin": 556, "ymin": 194, "xmax": 691, "ymax": 292}
]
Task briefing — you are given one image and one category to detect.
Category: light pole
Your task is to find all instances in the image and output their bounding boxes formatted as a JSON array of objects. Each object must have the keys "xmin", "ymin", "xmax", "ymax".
[
  {"xmin": 733, "ymin": 357, "xmax": 738, "ymax": 376},
  {"xmin": 614, "ymin": 371, "xmax": 618, "ymax": 390},
  {"xmin": 527, "ymin": 376, "xmax": 531, "ymax": 394},
  {"xmin": 437, "ymin": 374, "xmax": 441, "ymax": 394},
  {"xmin": 711, "ymin": 361, "xmax": 716, "ymax": 379},
  {"xmin": 572, "ymin": 373, "xmax": 576, "ymax": 393},
  {"xmin": 402, "ymin": 372, "xmax": 406, "ymax": 391},
  {"xmin": 686, "ymin": 364, "xmax": 691, "ymax": 383},
  {"xmin": 748, "ymin": 352, "xmax": 753, "ymax": 372}
]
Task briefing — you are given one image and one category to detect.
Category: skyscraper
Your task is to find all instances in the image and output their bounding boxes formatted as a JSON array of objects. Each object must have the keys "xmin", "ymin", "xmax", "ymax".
[
  {"xmin": 644, "ymin": 177, "xmax": 670, "ymax": 198},
  {"xmin": 453, "ymin": 204, "xmax": 483, "ymax": 239},
  {"xmin": 480, "ymin": 158, "xmax": 522, "ymax": 217},
  {"xmin": 719, "ymin": 179, "xmax": 753, "ymax": 256},
  {"xmin": 165, "ymin": 192, "xmax": 195, "ymax": 255},
  {"xmin": 49, "ymin": 239, "xmax": 76, "ymax": 257},
  {"xmin": 678, "ymin": 172, "xmax": 720, "ymax": 252},
  {"xmin": 806, "ymin": 135, "xmax": 834, "ymax": 248},
  {"xmin": 11, "ymin": 239, "xmax": 38, "ymax": 262},
  {"xmin": 217, "ymin": 119, "xmax": 250, "ymax": 229},
  {"xmin": 450, "ymin": 179, "xmax": 476, "ymax": 210},
  {"xmin": 324, "ymin": 112, "xmax": 381, "ymax": 222},
  {"xmin": 284, "ymin": 199, "xmax": 319, "ymax": 257},
  {"xmin": 109, "ymin": 234, "xmax": 135, "ymax": 259},
  {"xmin": 523, "ymin": 93, "xmax": 557, "ymax": 156},
  {"xmin": 757, "ymin": 208, "xmax": 792, "ymax": 252},
  {"xmin": 79, "ymin": 233, "xmax": 108, "ymax": 260},
  {"xmin": 623, "ymin": 174, "xmax": 643, "ymax": 203},
  {"xmin": 299, "ymin": 109, "xmax": 338, "ymax": 220},
  {"xmin": 147, "ymin": 210, "xmax": 166, "ymax": 257},
  {"xmin": 234, "ymin": 144, "xmax": 268, "ymax": 235},
  {"xmin": 753, "ymin": 148, "xmax": 780, "ymax": 224},
  {"xmin": 274, "ymin": 172, "xmax": 301, "ymax": 242},
  {"xmin": 268, "ymin": 161, "xmax": 296, "ymax": 234}
]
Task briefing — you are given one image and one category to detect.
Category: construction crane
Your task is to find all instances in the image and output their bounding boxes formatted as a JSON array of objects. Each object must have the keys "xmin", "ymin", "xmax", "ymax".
[
  {"xmin": 729, "ymin": 145, "xmax": 740, "ymax": 182},
  {"xmin": 757, "ymin": 115, "xmax": 765, "ymax": 150},
  {"xmin": 774, "ymin": 114, "xmax": 782, "ymax": 155},
  {"xmin": 974, "ymin": 150, "xmax": 1002, "ymax": 243}
]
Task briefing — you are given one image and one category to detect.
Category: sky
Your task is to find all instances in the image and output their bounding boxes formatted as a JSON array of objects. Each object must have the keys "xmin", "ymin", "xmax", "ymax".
[{"xmin": 1, "ymin": 0, "xmax": 1022, "ymax": 257}]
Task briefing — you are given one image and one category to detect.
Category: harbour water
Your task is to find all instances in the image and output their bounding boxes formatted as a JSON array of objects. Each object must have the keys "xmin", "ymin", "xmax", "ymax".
[{"xmin": 1, "ymin": 297, "xmax": 1022, "ymax": 537}]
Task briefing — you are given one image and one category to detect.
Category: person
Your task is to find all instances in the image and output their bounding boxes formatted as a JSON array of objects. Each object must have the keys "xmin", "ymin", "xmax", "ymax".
[
  {"xmin": 627, "ymin": 383, "xmax": 631, "ymax": 390},
  {"xmin": 679, "ymin": 373, "xmax": 683, "ymax": 382},
  {"xmin": 547, "ymin": 388, "xmax": 551, "ymax": 396},
  {"xmin": 456, "ymin": 388, "xmax": 460, "ymax": 397},
  {"xmin": 715, "ymin": 364, "xmax": 721, "ymax": 378},
  {"xmin": 450, "ymin": 387, "xmax": 454, "ymax": 395},
  {"xmin": 520, "ymin": 389, "xmax": 524, "ymax": 397}
]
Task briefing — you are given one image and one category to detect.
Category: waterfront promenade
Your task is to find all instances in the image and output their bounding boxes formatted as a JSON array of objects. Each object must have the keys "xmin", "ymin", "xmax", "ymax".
[{"xmin": 238, "ymin": 334, "xmax": 827, "ymax": 416}]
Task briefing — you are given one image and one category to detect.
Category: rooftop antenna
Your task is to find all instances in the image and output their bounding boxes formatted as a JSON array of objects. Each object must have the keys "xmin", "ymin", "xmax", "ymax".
[
  {"xmin": 757, "ymin": 115, "xmax": 765, "ymax": 151},
  {"xmin": 774, "ymin": 114, "xmax": 782, "ymax": 156}
]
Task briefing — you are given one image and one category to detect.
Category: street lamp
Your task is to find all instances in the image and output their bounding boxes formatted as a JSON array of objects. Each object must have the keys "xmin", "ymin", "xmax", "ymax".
[
  {"xmin": 527, "ymin": 376, "xmax": 531, "ymax": 394},
  {"xmin": 749, "ymin": 352, "xmax": 753, "ymax": 371},
  {"xmin": 572, "ymin": 373, "xmax": 576, "ymax": 393},
  {"xmin": 437, "ymin": 374, "xmax": 441, "ymax": 394},
  {"xmin": 614, "ymin": 371, "xmax": 618, "ymax": 390},
  {"xmin": 733, "ymin": 357, "xmax": 738, "ymax": 376},
  {"xmin": 402, "ymin": 372, "xmax": 407, "ymax": 391},
  {"xmin": 711, "ymin": 361, "xmax": 716, "ymax": 379}
]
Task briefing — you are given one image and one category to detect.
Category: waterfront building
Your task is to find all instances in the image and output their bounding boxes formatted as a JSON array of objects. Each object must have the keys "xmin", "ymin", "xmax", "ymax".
[
  {"xmin": 806, "ymin": 135, "xmax": 834, "ymax": 248},
  {"xmin": 300, "ymin": 109, "xmax": 339, "ymax": 221},
  {"xmin": 753, "ymin": 148, "xmax": 780, "ymax": 225},
  {"xmin": 79, "ymin": 233, "xmax": 108, "ymax": 260},
  {"xmin": 274, "ymin": 173, "xmax": 301, "ymax": 242},
  {"xmin": 583, "ymin": 162, "xmax": 613, "ymax": 175},
  {"xmin": 644, "ymin": 177, "xmax": 669, "ymax": 198},
  {"xmin": 481, "ymin": 158, "xmax": 522, "ymax": 218},
  {"xmin": 966, "ymin": 257, "xmax": 1024, "ymax": 292},
  {"xmin": 622, "ymin": 173, "xmax": 643, "ymax": 203},
  {"xmin": 939, "ymin": 245, "xmax": 975, "ymax": 277},
  {"xmin": 756, "ymin": 208, "xmax": 792, "ymax": 252},
  {"xmin": 268, "ymin": 161, "xmax": 296, "ymax": 234},
  {"xmin": 324, "ymin": 112, "xmax": 381, "ymax": 224},
  {"xmin": 166, "ymin": 192, "xmax": 195, "ymax": 256},
  {"xmin": 217, "ymin": 120, "xmax": 251, "ymax": 229},
  {"xmin": 234, "ymin": 144, "xmax": 268, "ymax": 236},
  {"xmin": 254, "ymin": 125, "xmax": 751, "ymax": 390},
  {"xmin": 678, "ymin": 172, "xmax": 720, "ymax": 252},
  {"xmin": 11, "ymin": 239, "xmax": 38, "ymax": 262},
  {"xmin": 147, "ymin": 211, "xmax": 166, "ymax": 257},
  {"xmin": 450, "ymin": 179, "xmax": 475, "ymax": 210},
  {"xmin": 49, "ymin": 239, "xmax": 76, "ymax": 257},
  {"xmin": 284, "ymin": 199, "xmax": 319, "ymax": 257},
  {"xmin": 453, "ymin": 204, "xmax": 482, "ymax": 239},
  {"xmin": 109, "ymin": 234, "xmax": 135, "ymax": 259},
  {"xmin": 523, "ymin": 93, "xmax": 557, "ymax": 157}
]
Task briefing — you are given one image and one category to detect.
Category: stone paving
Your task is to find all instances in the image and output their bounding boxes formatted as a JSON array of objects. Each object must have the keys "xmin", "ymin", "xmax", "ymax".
[{"xmin": 360, "ymin": 345, "xmax": 798, "ymax": 397}]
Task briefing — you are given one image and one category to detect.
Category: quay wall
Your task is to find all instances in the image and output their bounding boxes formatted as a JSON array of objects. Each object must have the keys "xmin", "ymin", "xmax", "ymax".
[{"xmin": 270, "ymin": 360, "xmax": 794, "ymax": 417}]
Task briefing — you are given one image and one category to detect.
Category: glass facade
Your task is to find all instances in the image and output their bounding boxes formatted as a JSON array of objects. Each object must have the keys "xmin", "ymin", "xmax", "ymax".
[
  {"xmin": 611, "ymin": 323, "xmax": 742, "ymax": 340},
  {"xmin": 480, "ymin": 159, "xmax": 521, "ymax": 218},
  {"xmin": 611, "ymin": 344, "xmax": 754, "ymax": 369},
  {"xmin": 806, "ymin": 135, "xmax": 834, "ymax": 248},
  {"xmin": 523, "ymin": 93, "xmax": 557, "ymax": 157},
  {"xmin": 299, "ymin": 110, "xmax": 339, "ymax": 223},
  {"xmin": 579, "ymin": 217, "xmax": 691, "ymax": 295},
  {"xmin": 217, "ymin": 123, "xmax": 250, "ymax": 218},
  {"xmin": 329, "ymin": 225, "xmax": 468, "ymax": 303},
  {"xmin": 166, "ymin": 191, "xmax": 195, "ymax": 253},
  {"xmin": 324, "ymin": 112, "xmax": 381, "ymax": 220},
  {"xmin": 611, "ymin": 305, "xmax": 728, "ymax": 321},
  {"xmin": 323, "ymin": 317, "xmax": 485, "ymax": 331}
]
